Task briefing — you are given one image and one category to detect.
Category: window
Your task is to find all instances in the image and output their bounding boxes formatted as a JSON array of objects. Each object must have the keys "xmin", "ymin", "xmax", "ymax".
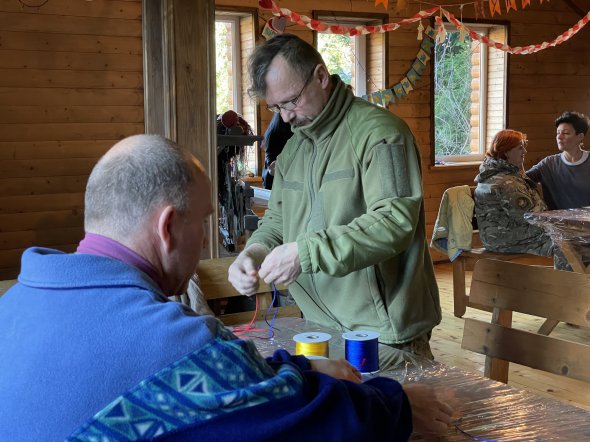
[
  {"xmin": 434, "ymin": 23, "xmax": 508, "ymax": 162},
  {"xmin": 314, "ymin": 13, "xmax": 387, "ymax": 97},
  {"xmin": 215, "ymin": 11, "xmax": 258, "ymax": 173}
]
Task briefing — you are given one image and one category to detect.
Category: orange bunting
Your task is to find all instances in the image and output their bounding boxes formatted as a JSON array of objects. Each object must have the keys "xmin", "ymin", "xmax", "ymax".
[
  {"xmin": 521, "ymin": 0, "xmax": 531, "ymax": 8},
  {"xmin": 375, "ymin": 0, "xmax": 388, "ymax": 10},
  {"xmin": 505, "ymin": 0, "xmax": 517, "ymax": 12},
  {"xmin": 489, "ymin": 0, "xmax": 501, "ymax": 16}
]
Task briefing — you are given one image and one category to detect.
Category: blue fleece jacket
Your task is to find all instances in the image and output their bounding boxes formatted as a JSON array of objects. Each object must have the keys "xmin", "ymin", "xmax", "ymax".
[{"xmin": 0, "ymin": 247, "xmax": 412, "ymax": 442}]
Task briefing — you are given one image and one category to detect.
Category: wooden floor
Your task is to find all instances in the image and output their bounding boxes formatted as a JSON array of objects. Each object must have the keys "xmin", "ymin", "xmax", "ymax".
[{"xmin": 431, "ymin": 262, "xmax": 590, "ymax": 411}]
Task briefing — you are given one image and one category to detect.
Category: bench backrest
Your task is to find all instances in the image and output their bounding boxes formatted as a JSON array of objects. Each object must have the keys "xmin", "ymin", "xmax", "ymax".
[
  {"xmin": 197, "ymin": 256, "xmax": 300, "ymax": 325},
  {"xmin": 461, "ymin": 258, "xmax": 590, "ymax": 383}
]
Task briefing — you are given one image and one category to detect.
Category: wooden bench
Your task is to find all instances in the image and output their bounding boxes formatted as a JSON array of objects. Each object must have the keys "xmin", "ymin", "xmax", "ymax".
[
  {"xmin": 451, "ymin": 248, "xmax": 550, "ymax": 318},
  {"xmin": 461, "ymin": 259, "xmax": 590, "ymax": 384},
  {"xmin": 196, "ymin": 256, "xmax": 301, "ymax": 325}
]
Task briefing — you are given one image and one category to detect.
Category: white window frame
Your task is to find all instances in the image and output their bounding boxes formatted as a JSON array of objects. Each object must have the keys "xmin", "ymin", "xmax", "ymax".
[
  {"xmin": 316, "ymin": 17, "xmax": 372, "ymax": 97},
  {"xmin": 215, "ymin": 14, "xmax": 242, "ymax": 113},
  {"xmin": 434, "ymin": 23, "xmax": 507, "ymax": 163}
]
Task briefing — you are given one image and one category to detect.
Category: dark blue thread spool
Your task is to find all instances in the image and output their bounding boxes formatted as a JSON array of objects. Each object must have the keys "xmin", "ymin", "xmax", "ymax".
[{"xmin": 343, "ymin": 331, "xmax": 380, "ymax": 373}]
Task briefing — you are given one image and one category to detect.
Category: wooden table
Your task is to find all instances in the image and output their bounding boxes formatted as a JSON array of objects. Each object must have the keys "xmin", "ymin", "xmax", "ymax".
[
  {"xmin": 526, "ymin": 207, "xmax": 590, "ymax": 273},
  {"xmin": 526, "ymin": 208, "xmax": 590, "ymax": 334},
  {"xmin": 244, "ymin": 317, "xmax": 590, "ymax": 441}
]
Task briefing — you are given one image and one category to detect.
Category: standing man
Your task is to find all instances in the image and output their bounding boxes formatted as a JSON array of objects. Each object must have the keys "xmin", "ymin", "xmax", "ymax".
[{"xmin": 229, "ymin": 34, "xmax": 441, "ymax": 367}]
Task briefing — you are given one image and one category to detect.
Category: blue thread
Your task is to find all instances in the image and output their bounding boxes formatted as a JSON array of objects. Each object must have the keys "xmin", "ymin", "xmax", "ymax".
[
  {"xmin": 264, "ymin": 284, "xmax": 279, "ymax": 338},
  {"xmin": 343, "ymin": 331, "xmax": 380, "ymax": 373}
]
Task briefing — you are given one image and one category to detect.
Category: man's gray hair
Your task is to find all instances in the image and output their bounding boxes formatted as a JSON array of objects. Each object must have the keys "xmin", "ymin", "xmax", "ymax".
[
  {"xmin": 248, "ymin": 33, "xmax": 325, "ymax": 100},
  {"xmin": 84, "ymin": 134, "xmax": 196, "ymax": 239}
]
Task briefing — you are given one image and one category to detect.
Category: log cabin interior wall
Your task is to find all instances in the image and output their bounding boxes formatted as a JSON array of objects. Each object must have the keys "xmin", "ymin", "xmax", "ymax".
[
  {"xmin": 0, "ymin": 0, "xmax": 144, "ymax": 279},
  {"xmin": 1, "ymin": 0, "xmax": 589, "ymax": 277}
]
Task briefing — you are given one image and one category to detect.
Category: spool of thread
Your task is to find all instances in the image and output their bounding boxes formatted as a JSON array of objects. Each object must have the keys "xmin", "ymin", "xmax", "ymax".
[
  {"xmin": 343, "ymin": 330, "xmax": 380, "ymax": 373},
  {"xmin": 293, "ymin": 332, "xmax": 331, "ymax": 359}
]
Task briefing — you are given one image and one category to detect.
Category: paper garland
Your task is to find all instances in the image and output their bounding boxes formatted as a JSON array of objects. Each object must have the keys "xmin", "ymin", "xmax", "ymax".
[
  {"xmin": 258, "ymin": 0, "xmax": 590, "ymax": 55},
  {"xmin": 361, "ymin": 27, "xmax": 435, "ymax": 107}
]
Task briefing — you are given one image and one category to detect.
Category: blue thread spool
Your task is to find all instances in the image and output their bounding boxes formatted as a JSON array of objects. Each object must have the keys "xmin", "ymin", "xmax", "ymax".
[{"xmin": 343, "ymin": 330, "xmax": 380, "ymax": 373}]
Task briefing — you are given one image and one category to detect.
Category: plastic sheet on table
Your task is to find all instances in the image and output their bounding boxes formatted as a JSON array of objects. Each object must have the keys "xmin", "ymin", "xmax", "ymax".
[
  {"xmin": 241, "ymin": 317, "xmax": 590, "ymax": 441},
  {"xmin": 525, "ymin": 207, "xmax": 590, "ymax": 245}
]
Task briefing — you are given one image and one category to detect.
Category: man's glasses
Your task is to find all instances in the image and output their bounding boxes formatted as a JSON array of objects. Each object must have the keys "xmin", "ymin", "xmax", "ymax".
[{"xmin": 266, "ymin": 67, "xmax": 316, "ymax": 114}]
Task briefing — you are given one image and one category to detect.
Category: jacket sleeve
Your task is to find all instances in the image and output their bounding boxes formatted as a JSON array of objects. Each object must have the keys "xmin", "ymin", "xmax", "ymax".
[
  {"xmin": 526, "ymin": 159, "xmax": 544, "ymax": 183},
  {"xmin": 298, "ymin": 132, "xmax": 424, "ymax": 276}
]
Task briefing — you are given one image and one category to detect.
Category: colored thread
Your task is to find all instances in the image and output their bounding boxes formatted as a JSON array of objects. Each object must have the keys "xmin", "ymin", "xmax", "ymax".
[
  {"xmin": 293, "ymin": 332, "xmax": 331, "ymax": 358},
  {"xmin": 343, "ymin": 331, "xmax": 380, "ymax": 373},
  {"xmin": 232, "ymin": 295, "xmax": 274, "ymax": 339},
  {"xmin": 264, "ymin": 284, "xmax": 280, "ymax": 338}
]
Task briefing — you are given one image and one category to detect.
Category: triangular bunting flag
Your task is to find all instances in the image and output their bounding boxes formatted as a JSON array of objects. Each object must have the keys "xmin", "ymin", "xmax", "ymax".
[
  {"xmin": 393, "ymin": 83, "xmax": 407, "ymax": 100},
  {"xmin": 375, "ymin": 0, "xmax": 388, "ymax": 10},
  {"xmin": 371, "ymin": 91, "xmax": 383, "ymax": 106},
  {"xmin": 425, "ymin": 25, "xmax": 436, "ymax": 40},
  {"xmin": 406, "ymin": 68, "xmax": 420, "ymax": 86},
  {"xmin": 420, "ymin": 37, "xmax": 435, "ymax": 53},
  {"xmin": 521, "ymin": 0, "xmax": 531, "ymax": 7},
  {"xmin": 412, "ymin": 58, "xmax": 426, "ymax": 74},
  {"xmin": 416, "ymin": 49, "xmax": 430, "ymax": 65},
  {"xmin": 401, "ymin": 77, "xmax": 414, "ymax": 93},
  {"xmin": 489, "ymin": 0, "xmax": 501, "ymax": 16},
  {"xmin": 382, "ymin": 89, "xmax": 395, "ymax": 107},
  {"xmin": 505, "ymin": 0, "xmax": 517, "ymax": 12}
]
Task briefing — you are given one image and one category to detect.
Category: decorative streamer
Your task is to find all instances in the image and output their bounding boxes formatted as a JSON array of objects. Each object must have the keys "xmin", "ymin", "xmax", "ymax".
[
  {"xmin": 343, "ymin": 331, "xmax": 380, "ymax": 373},
  {"xmin": 522, "ymin": 0, "xmax": 531, "ymax": 8},
  {"xmin": 293, "ymin": 332, "xmax": 331, "ymax": 359},
  {"xmin": 258, "ymin": 1, "xmax": 590, "ymax": 55},
  {"xmin": 441, "ymin": 8, "xmax": 590, "ymax": 55}
]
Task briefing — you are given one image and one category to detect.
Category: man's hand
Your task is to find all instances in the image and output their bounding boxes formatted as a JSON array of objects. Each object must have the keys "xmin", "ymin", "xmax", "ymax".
[
  {"xmin": 403, "ymin": 383, "xmax": 454, "ymax": 435},
  {"xmin": 258, "ymin": 242, "xmax": 301, "ymax": 286},
  {"xmin": 227, "ymin": 244, "xmax": 269, "ymax": 296},
  {"xmin": 309, "ymin": 358, "xmax": 362, "ymax": 384}
]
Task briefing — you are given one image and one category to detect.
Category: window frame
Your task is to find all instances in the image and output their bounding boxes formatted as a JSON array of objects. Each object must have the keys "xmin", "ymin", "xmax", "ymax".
[
  {"xmin": 312, "ymin": 11, "xmax": 389, "ymax": 97},
  {"xmin": 431, "ymin": 20, "xmax": 510, "ymax": 165},
  {"xmin": 215, "ymin": 13, "xmax": 242, "ymax": 115}
]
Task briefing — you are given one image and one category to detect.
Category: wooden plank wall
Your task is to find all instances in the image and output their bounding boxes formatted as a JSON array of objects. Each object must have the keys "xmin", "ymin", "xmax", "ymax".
[
  {"xmin": 0, "ymin": 0, "xmax": 144, "ymax": 278},
  {"xmin": 216, "ymin": 0, "xmax": 590, "ymax": 261},
  {"xmin": 1, "ymin": 0, "xmax": 589, "ymax": 277}
]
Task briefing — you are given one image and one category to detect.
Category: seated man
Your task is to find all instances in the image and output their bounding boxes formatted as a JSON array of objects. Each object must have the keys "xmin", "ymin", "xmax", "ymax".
[{"xmin": 0, "ymin": 135, "xmax": 453, "ymax": 441}]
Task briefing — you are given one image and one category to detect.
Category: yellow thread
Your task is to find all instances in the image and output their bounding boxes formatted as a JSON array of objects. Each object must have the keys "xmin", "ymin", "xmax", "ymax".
[{"xmin": 295, "ymin": 341, "xmax": 329, "ymax": 358}]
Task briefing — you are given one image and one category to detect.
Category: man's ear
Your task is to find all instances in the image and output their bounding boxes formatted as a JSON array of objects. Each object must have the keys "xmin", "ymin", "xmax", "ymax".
[
  {"xmin": 317, "ymin": 64, "xmax": 331, "ymax": 89},
  {"xmin": 156, "ymin": 205, "xmax": 176, "ymax": 254}
]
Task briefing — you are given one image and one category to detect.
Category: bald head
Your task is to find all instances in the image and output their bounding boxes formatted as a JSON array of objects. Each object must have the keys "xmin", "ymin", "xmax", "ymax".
[{"xmin": 84, "ymin": 134, "xmax": 206, "ymax": 241}]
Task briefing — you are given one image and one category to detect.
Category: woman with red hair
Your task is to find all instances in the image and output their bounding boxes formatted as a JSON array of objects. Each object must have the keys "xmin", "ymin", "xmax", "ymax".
[{"xmin": 473, "ymin": 129, "xmax": 554, "ymax": 256}]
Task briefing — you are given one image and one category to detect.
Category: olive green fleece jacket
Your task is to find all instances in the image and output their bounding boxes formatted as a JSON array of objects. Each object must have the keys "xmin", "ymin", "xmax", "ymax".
[{"xmin": 248, "ymin": 76, "xmax": 441, "ymax": 344}]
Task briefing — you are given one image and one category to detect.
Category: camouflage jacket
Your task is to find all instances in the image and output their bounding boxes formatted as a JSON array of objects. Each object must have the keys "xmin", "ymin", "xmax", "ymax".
[{"xmin": 474, "ymin": 157, "xmax": 553, "ymax": 256}]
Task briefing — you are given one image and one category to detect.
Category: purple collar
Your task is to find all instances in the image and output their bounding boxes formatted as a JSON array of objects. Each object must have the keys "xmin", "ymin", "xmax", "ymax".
[{"xmin": 77, "ymin": 233, "xmax": 164, "ymax": 291}]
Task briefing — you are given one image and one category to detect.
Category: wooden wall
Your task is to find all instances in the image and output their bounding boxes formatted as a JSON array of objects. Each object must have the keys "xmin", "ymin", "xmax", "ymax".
[
  {"xmin": 1, "ymin": 0, "xmax": 589, "ymax": 278},
  {"xmin": 0, "ymin": 0, "xmax": 143, "ymax": 278},
  {"xmin": 216, "ymin": 0, "xmax": 590, "ymax": 261}
]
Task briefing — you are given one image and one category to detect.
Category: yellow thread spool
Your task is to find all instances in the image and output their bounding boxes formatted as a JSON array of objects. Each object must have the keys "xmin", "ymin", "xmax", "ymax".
[{"xmin": 293, "ymin": 332, "xmax": 331, "ymax": 358}]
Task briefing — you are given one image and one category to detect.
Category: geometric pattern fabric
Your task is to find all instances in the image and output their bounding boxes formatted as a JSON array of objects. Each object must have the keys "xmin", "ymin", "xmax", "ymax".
[{"xmin": 67, "ymin": 323, "xmax": 303, "ymax": 441}]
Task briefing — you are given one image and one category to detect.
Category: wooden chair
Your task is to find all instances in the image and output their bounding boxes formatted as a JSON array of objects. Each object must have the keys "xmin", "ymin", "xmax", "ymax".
[
  {"xmin": 196, "ymin": 256, "xmax": 301, "ymax": 325},
  {"xmin": 451, "ymin": 186, "xmax": 552, "ymax": 318},
  {"xmin": 461, "ymin": 258, "xmax": 590, "ymax": 384}
]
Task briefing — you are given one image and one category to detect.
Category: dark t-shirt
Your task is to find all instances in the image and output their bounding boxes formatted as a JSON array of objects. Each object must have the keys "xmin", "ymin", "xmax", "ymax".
[{"xmin": 262, "ymin": 113, "xmax": 293, "ymax": 189}]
